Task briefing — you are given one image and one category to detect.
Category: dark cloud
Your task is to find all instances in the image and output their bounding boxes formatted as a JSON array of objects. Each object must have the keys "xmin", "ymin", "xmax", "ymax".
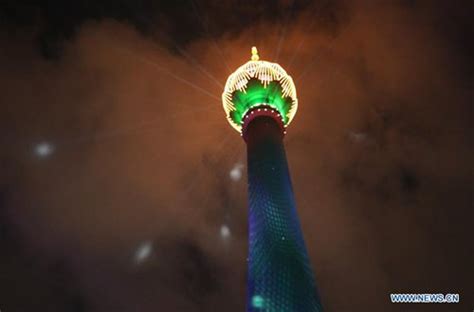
[
  {"xmin": 1, "ymin": 0, "xmax": 345, "ymax": 58},
  {"xmin": 0, "ymin": 1, "xmax": 472, "ymax": 311},
  {"xmin": 0, "ymin": 191, "xmax": 88, "ymax": 311}
]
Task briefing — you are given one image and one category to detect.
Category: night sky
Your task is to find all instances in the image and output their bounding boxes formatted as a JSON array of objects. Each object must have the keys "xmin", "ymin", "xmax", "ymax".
[{"xmin": 0, "ymin": 1, "xmax": 472, "ymax": 311}]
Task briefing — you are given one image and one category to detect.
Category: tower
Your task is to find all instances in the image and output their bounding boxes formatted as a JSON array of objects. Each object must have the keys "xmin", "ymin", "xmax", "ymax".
[{"xmin": 222, "ymin": 48, "xmax": 323, "ymax": 312}]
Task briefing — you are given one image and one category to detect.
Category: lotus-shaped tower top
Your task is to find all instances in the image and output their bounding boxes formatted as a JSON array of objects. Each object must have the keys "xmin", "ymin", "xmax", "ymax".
[{"xmin": 222, "ymin": 47, "xmax": 298, "ymax": 133}]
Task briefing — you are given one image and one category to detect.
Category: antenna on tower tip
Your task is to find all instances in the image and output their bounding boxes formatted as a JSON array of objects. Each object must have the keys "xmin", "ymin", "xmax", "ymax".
[{"xmin": 251, "ymin": 46, "xmax": 259, "ymax": 61}]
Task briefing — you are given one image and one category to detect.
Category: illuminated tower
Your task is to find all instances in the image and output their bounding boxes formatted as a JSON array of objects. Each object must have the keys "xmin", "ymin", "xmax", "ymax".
[{"xmin": 222, "ymin": 48, "xmax": 323, "ymax": 312}]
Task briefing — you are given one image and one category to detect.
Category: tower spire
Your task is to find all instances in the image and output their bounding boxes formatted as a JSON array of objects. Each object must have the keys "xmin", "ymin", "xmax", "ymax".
[{"xmin": 251, "ymin": 46, "xmax": 259, "ymax": 61}]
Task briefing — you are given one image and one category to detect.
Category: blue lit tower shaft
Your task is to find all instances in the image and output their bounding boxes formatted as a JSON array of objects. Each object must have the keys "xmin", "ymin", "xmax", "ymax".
[{"xmin": 245, "ymin": 114, "xmax": 323, "ymax": 312}]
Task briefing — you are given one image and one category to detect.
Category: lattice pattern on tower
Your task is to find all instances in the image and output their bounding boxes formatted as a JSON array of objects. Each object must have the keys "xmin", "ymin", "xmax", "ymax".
[{"xmin": 246, "ymin": 118, "xmax": 323, "ymax": 312}]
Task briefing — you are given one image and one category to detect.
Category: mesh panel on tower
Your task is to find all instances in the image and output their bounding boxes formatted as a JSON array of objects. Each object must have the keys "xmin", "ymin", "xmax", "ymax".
[{"xmin": 246, "ymin": 117, "xmax": 322, "ymax": 312}]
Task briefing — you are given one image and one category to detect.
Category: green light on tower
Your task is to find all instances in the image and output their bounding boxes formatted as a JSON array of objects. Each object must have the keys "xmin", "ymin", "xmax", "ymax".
[
  {"xmin": 251, "ymin": 295, "xmax": 265, "ymax": 309},
  {"xmin": 230, "ymin": 79, "xmax": 292, "ymax": 126}
]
